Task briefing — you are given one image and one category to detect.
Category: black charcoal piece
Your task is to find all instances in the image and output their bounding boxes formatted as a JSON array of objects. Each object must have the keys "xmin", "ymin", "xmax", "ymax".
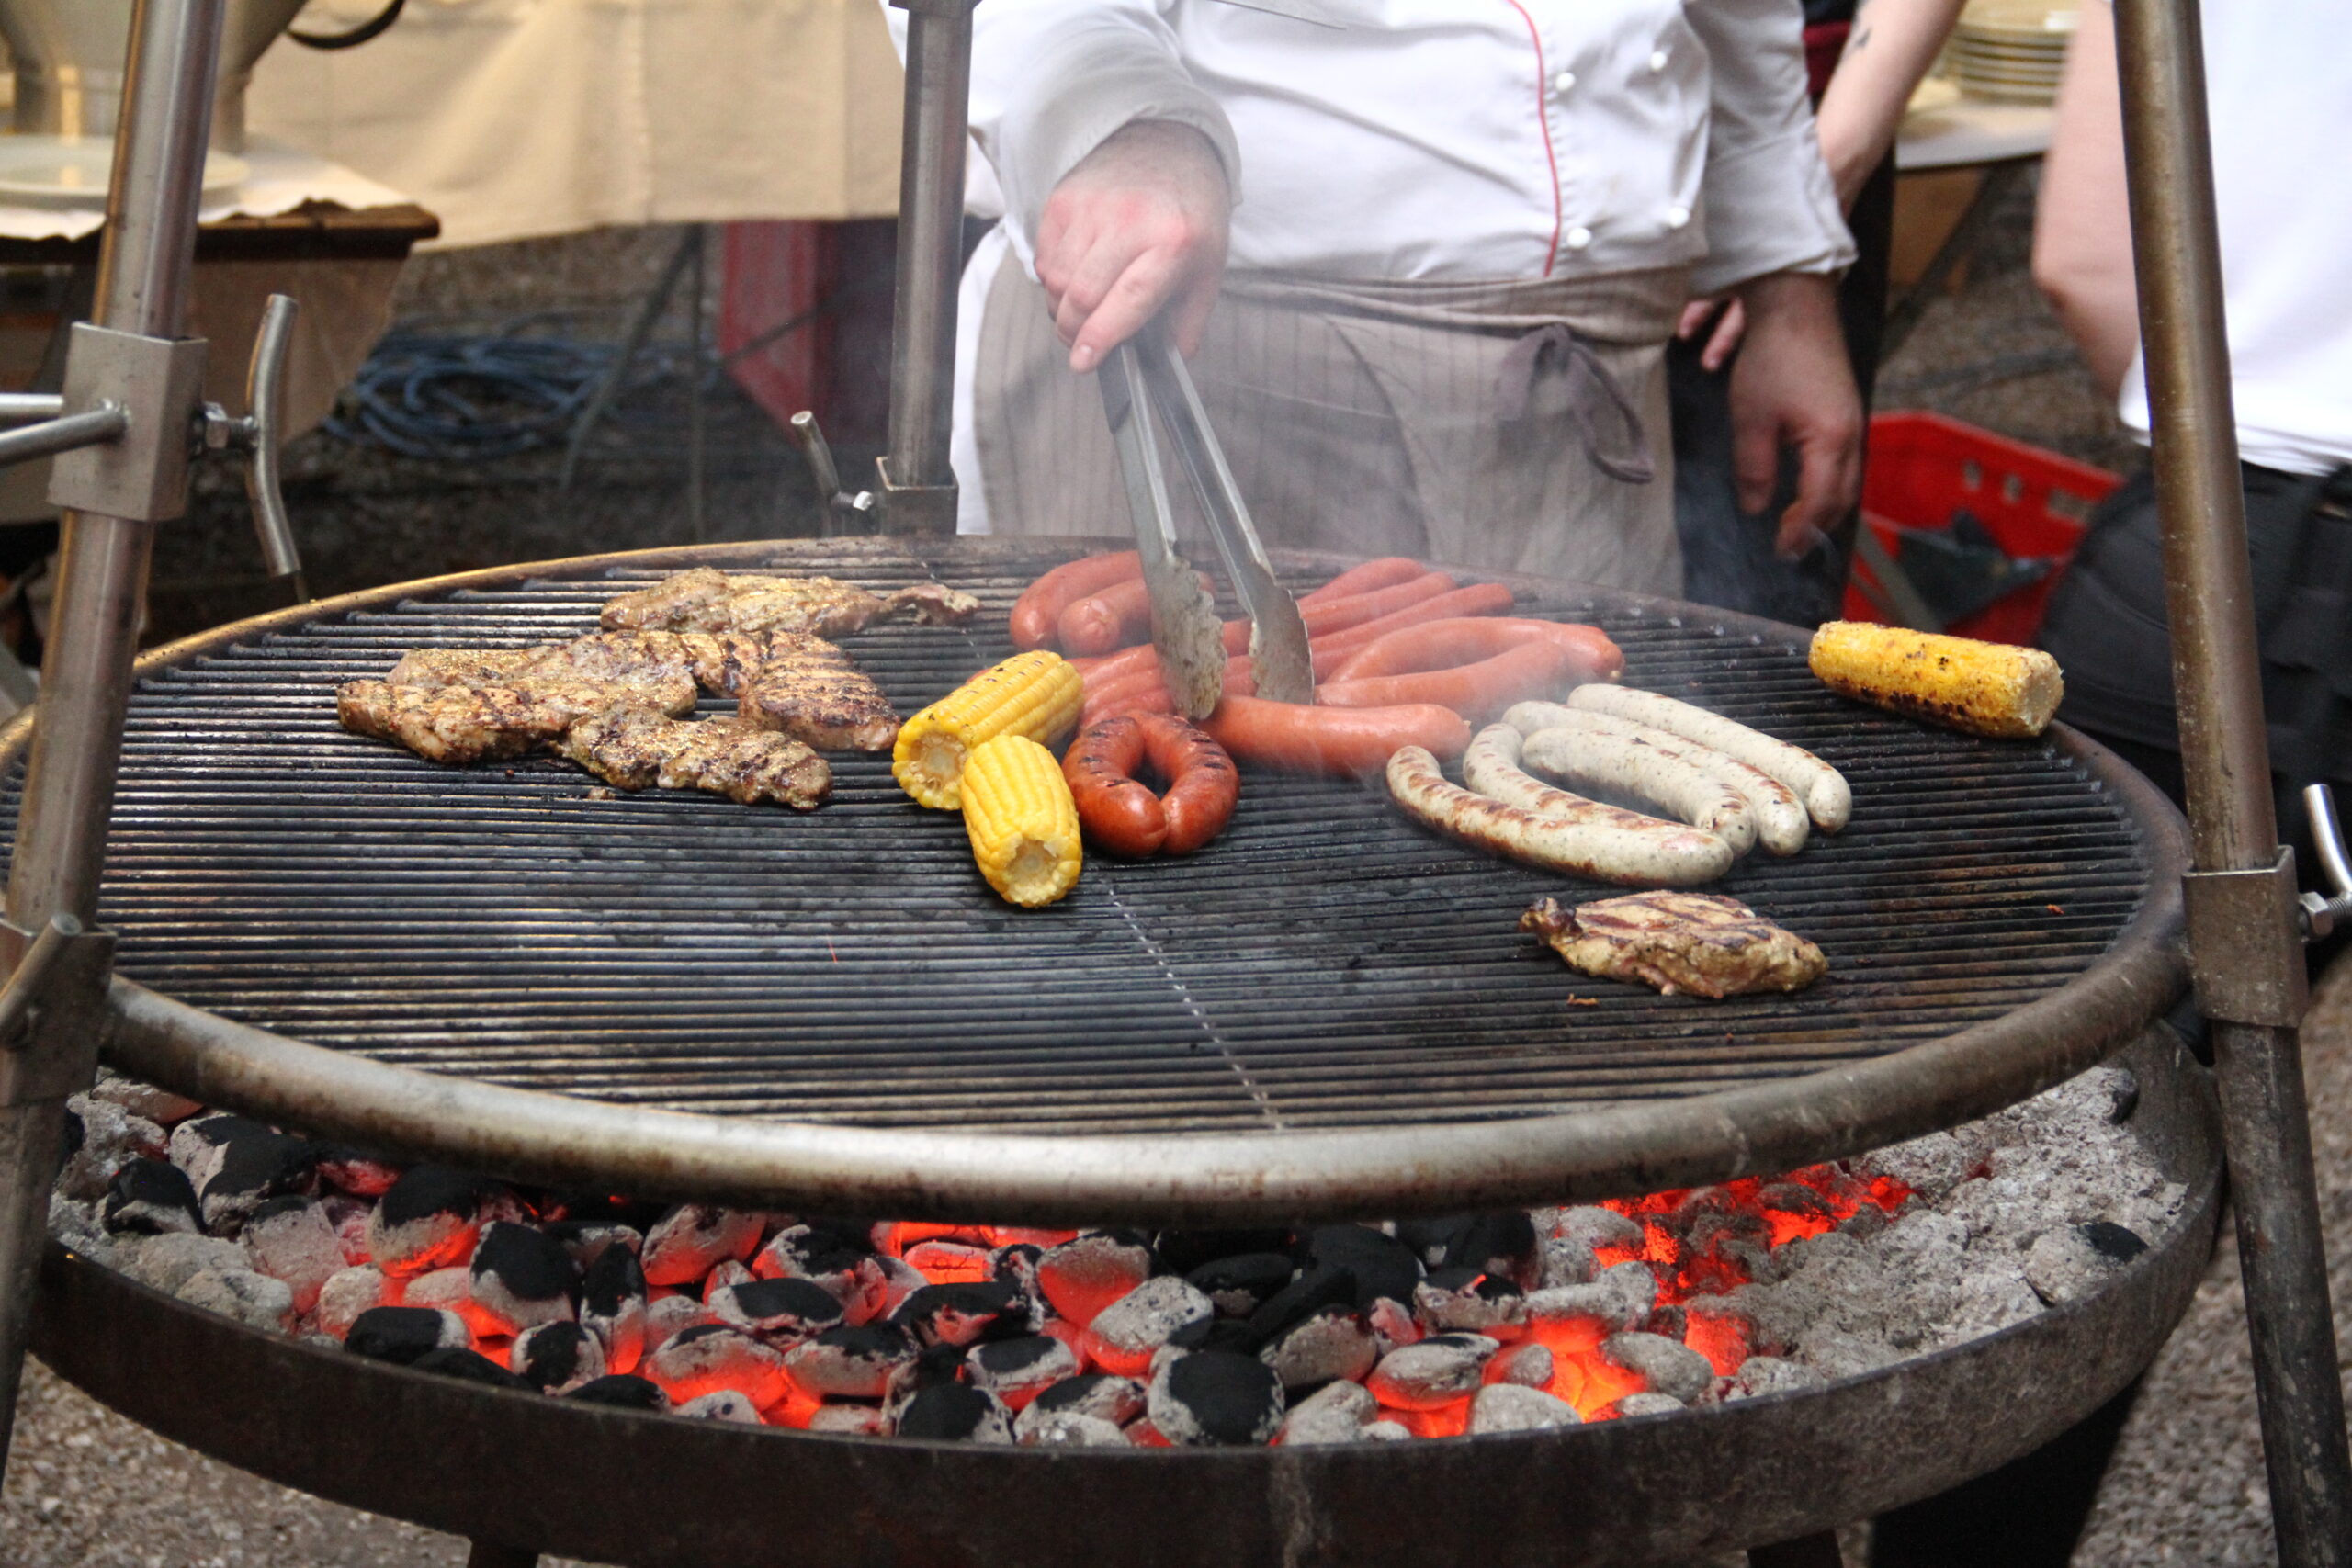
[
  {"xmin": 344, "ymin": 1305, "xmax": 468, "ymax": 1366},
  {"xmin": 1151, "ymin": 1229, "xmax": 1290, "ymax": 1275},
  {"xmin": 1153, "ymin": 1350, "xmax": 1284, "ymax": 1446},
  {"xmin": 2083, "ymin": 1221, "xmax": 2150, "ymax": 1263},
  {"xmin": 640, "ymin": 1204, "xmax": 764, "ymax": 1287},
  {"xmin": 1306, "ymin": 1226, "xmax": 1423, "ymax": 1308},
  {"xmin": 966, "ymin": 1334, "xmax": 1080, "ymax": 1401},
  {"xmin": 718, "ymin": 1276, "xmax": 845, "ymax": 1338},
  {"xmin": 1258, "ymin": 1306, "xmax": 1378, "ymax": 1389},
  {"xmin": 1393, "ymin": 1216, "xmax": 1473, "ymax": 1268},
  {"xmin": 102, "ymin": 1158, "xmax": 200, "ymax": 1235},
  {"xmin": 199, "ymin": 1131, "xmax": 321, "ymax": 1228},
  {"xmin": 581, "ymin": 1243, "xmax": 648, "ymax": 1315},
  {"xmin": 514, "ymin": 1321, "xmax": 605, "ymax": 1393},
  {"xmin": 892, "ymin": 1280, "xmax": 1025, "ymax": 1347},
  {"xmin": 1442, "ymin": 1213, "xmax": 1539, "ymax": 1280},
  {"xmin": 1027, "ymin": 1372, "xmax": 1146, "ymax": 1426},
  {"xmin": 411, "ymin": 1347, "xmax": 532, "ymax": 1391},
  {"xmin": 1185, "ymin": 1252, "xmax": 1296, "ymax": 1316},
  {"xmin": 470, "ymin": 1222, "xmax": 581, "ymax": 1318},
  {"xmin": 376, "ymin": 1165, "xmax": 489, "ymax": 1230},
  {"xmin": 896, "ymin": 1383, "xmax": 1012, "ymax": 1442},
  {"xmin": 1246, "ymin": 1264, "xmax": 1358, "ymax": 1342},
  {"xmin": 567, "ymin": 1373, "xmax": 668, "ymax": 1411},
  {"xmin": 1169, "ymin": 1316, "xmax": 1265, "ymax": 1356}
]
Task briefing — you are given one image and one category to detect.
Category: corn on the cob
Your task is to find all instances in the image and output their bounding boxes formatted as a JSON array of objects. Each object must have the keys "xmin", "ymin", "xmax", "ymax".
[
  {"xmin": 959, "ymin": 735, "xmax": 1083, "ymax": 907},
  {"xmin": 1808, "ymin": 620, "xmax": 2064, "ymax": 739},
  {"xmin": 893, "ymin": 651, "xmax": 1085, "ymax": 809}
]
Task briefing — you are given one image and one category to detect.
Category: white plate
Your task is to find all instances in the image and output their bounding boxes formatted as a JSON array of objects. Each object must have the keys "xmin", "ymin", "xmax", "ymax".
[{"xmin": 0, "ymin": 137, "xmax": 247, "ymax": 208}]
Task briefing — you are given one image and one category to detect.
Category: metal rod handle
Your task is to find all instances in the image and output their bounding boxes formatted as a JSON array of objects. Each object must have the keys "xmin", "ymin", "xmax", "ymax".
[
  {"xmin": 0, "ymin": 394, "xmax": 65, "ymax": 424},
  {"xmin": 0, "ymin": 406, "xmax": 128, "ymax": 468},
  {"xmin": 2304, "ymin": 784, "xmax": 2352, "ymax": 901},
  {"xmin": 243, "ymin": 293, "xmax": 302, "ymax": 585},
  {"xmin": 0, "ymin": 916, "xmax": 82, "ymax": 1045}
]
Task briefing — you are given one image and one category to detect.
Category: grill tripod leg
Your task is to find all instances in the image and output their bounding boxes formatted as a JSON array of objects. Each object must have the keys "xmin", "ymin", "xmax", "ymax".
[{"xmin": 0, "ymin": 1100, "xmax": 72, "ymax": 1466}]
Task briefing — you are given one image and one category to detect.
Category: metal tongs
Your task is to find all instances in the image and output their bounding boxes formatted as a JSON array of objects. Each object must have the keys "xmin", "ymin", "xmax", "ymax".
[{"xmin": 1099, "ymin": 326, "xmax": 1314, "ymax": 716}]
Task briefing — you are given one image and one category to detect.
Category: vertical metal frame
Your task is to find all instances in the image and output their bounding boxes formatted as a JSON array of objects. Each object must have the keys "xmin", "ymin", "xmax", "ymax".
[{"xmin": 2110, "ymin": 0, "xmax": 2352, "ymax": 1560}]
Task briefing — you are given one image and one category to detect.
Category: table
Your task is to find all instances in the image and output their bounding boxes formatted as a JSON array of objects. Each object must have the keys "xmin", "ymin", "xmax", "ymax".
[{"xmin": 1884, "ymin": 96, "xmax": 2057, "ymax": 358}]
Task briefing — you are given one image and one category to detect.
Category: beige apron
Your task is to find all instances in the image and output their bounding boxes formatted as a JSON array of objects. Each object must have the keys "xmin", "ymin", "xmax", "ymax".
[{"xmin": 974, "ymin": 257, "xmax": 1690, "ymax": 595}]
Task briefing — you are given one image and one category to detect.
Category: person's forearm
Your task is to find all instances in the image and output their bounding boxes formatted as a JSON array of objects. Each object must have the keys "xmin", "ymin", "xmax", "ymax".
[{"xmin": 1814, "ymin": 0, "xmax": 1968, "ymax": 208}]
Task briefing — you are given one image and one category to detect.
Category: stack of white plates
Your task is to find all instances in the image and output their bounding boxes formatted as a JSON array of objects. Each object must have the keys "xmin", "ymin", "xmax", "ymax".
[{"xmin": 1947, "ymin": 0, "xmax": 2075, "ymax": 105}]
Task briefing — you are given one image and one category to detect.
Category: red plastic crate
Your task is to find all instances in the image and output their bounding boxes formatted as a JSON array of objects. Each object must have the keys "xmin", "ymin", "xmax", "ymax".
[{"xmin": 1844, "ymin": 411, "xmax": 2122, "ymax": 646}]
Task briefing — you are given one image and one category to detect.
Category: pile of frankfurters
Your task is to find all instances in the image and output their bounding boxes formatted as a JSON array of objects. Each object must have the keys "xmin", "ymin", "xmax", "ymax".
[{"xmin": 1009, "ymin": 551, "xmax": 1854, "ymax": 887}]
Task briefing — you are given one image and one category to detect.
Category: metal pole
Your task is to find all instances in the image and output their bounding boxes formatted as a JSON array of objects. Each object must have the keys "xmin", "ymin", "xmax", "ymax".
[
  {"xmin": 875, "ymin": 0, "xmax": 975, "ymax": 536},
  {"xmin": 0, "ymin": 0, "xmax": 223, "ymax": 1476},
  {"xmin": 2110, "ymin": 0, "xmax": 2352, "ymax": 1561}
]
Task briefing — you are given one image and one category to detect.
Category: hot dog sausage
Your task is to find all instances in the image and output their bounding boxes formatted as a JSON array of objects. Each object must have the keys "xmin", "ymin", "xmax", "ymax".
[
  {"xmin": 1058, "ymin": 577, "xmax": 1159, "ymax": 657},
  {"xmin": 1010, "ymin": 551, "xmax": 1140, "ymax": 650},
  {"xmin": 1316, "ymin": 639, "xmax": 1583, "ymax": 724},
  {"xmin": 1518, "ymin": 722, "xmax": 1757, "ymax": 856},
  {"xmin": 1308, "ymin": 583, "xmax": 1519, "ymax": 673},
  {"xmin": 1137, "ymin": 714, "xmax": 1239, "ymax": 854},
  {"xmin": 1204, "ymin": 696, "xmax": 1470, "ymax": 775},
  {"xmin": 1329, "ymin": 617, "xmax": 1625, "ymax": 683},
  {"xmin": 1566, "ymin": 685, "xmax": 1851, "ymax": 832},
  {"xmin": 1300, "ymin": 557, "xmax": 1428, "ymax": 604},
  {"xmin": 1391, "ymin": 729, "xmax": 1734, "ymax": 886},
  {"xmin": 1505, "ymin": 701, "xmax": 1809, "ymax": 855},
  {"xmin": 1063, "ymin": 716, "xmax": 1168, "ymax": 857}
]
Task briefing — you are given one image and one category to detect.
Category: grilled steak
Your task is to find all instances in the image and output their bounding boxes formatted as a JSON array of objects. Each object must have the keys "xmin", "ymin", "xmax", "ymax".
[
  {"xmin": 335, "ymin": 675, "xmax": 695, "ymax": 766},
  {"xmin": 1520, "ymin": 892, "xmax": 1826, "ymax": 998},
  {"xmin": 738, "ymin": 633, "xmax": 900, "ymax": 751},
  {"xmin": 599, "ymin": 570, "xmax": 978, "ymax": 637},
  {"xmin": 558, "ymin": 711, "xmax": 831, "ymax": 808}
]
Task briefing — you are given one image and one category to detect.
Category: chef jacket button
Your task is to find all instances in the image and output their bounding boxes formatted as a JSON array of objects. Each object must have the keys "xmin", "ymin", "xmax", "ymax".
[
  {"xmin": 1566, "ymin": 225, "xmax": 1594, "ymax": 251},
  {"xmin": 1649, "ymin": 49, "xmax": 1669, "ymax": 72},
  {"xmin": 1553, "ymin": 70, "xmax": 1577, "ymax": 95},
  {"xmin": 1665, "ymin": 205, "xmax": 1690, "ymax": 229}
]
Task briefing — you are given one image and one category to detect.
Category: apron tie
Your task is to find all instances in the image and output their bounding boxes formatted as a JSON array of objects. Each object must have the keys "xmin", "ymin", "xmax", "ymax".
[{"xmin": 1494, "ymin": 322, "xmax": 1656, "ymax": 485}]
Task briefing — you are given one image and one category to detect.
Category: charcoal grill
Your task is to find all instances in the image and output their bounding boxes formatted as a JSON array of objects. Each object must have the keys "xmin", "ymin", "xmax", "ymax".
[{"xmin": 0, "ymin": 537, "xmax": 2190, "ymax": 1223}]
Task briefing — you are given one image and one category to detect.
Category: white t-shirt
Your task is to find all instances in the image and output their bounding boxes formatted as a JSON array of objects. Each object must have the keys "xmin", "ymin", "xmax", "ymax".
[{"xmin": 2116, "ymin": 0, "xmax": 2352, "ymax": 476}]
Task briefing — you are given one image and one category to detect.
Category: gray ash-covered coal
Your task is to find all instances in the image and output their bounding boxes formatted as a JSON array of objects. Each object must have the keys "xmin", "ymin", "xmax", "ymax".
[{"xmin": 46, "ymin": 1064, "xmax": 2187, "ymax": 1447}]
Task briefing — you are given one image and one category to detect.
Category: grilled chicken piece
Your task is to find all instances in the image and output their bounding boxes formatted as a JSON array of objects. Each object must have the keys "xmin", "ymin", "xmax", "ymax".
[
  {"xmin": 1520, "ymin": 892, "xmax": 1827, "ymax": 998},
  {"xmin": 385, "ymin": 647, "xmax": 548, "ymax": 689},
  {"xmin": 598, "ymin": 571, "xmax": 978, "ymax": 637},
  {"xmin": 557, "ymin": 710, "xmax": 831, "ymax": 808},
  {"xmin": 337, "ymin": 680, "xmax": 582, "ymax": 765},
  {"xmin": 737, "ymin": 632, "xmax": 900, "ymax": 751}
]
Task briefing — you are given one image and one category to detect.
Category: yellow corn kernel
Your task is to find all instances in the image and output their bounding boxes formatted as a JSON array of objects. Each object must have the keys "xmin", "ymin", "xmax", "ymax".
[
  {"xmin": 959, "ymin": 735, "xmax": 1083, "ymax": 908},
  {"xmin": 893, "ymin": 650, "xmax": 1084, "ymax": 809},
  {"xmin": 1808, "ymin": 620, "xmax": 2064, "ymax": 739}
]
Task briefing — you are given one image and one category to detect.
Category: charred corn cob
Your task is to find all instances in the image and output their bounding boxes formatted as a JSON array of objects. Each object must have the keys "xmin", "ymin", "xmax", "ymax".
[
  {"xmin": 1808, "ymin": 620, "xmax": 2064, "ymax": 739},
  {"xmin": 892, "ymin": 651, "xmax": 1085, "ymax": 809},
  {"xmin": 960, "ymin": 735, "xmax": 1083, "ymax": 907}
]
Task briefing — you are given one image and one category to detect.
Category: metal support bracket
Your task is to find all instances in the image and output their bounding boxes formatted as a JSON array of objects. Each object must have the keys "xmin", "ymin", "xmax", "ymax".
[
  {"xmin": 872, "ymin": 455, "xmax": 959, "ymax": 536},
  {"xmin": 48, "ymin": 322, "xmax": 209, "ymax": 522},
  {"xmin": 2181, "ymin": 849, "xmax": 2309, "ymax": 1028},
  {"xmin": 0, "ymin": 917, "xmax": 118, "ymax": 1108}
]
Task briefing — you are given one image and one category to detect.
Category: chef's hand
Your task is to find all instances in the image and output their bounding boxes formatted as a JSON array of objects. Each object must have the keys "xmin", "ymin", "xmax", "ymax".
[
  {"xmin": 1727, "ymin": 271, "xmax": 1863, "ymax": 560},
  {"xmin": 1034, "ymin": 119, "xmax": 1231, "ymax": 374},
  {"xmin": 1676, "ymin": 295, "xmax": 1747, "ymax": 373}
]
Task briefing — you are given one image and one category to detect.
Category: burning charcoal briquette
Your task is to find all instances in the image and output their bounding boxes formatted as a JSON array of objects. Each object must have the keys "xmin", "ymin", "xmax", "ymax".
[
  {"xmin": 345, "ymin": 1305, "xmax": 470, "ymax": 1366},
  {"xmin": 1488, "ymin": 1341, "xmax": 1554, "ymax": 1389},
  {"xmin": 640, "ymin": 1324, "xmax": 791, "ymax": 1408},
  {"xmin": 640, "ymin": 1204, "xmax": 764, "ymax": 1288},
  {"xmin": 1274, "ymin": 1379, "xmax": 1375, "ymax": 1446},
  {"xmin": 642, "ymin": 1292, "xmax": 713, "ymax": 1354},
  {"xmin": 412, "ymin": 1346, "xmax": 533, "ymax": 1390},
  {"xmin": 1365, "ymin": 1334, "xmax": 1498, "ymax": 1409},
  {"xmin": 896, "ymin": 1383, "xmax": 1014, "ymax": 1443},
  {"xmin": 567, "ymin": 1373, "xmax": 669, "ymax": 1411},
  {"xmin": 103, "ymin": 1158, "xmax": 200, "ymax": 1236},
  {"xmin": 754, "ymin": 1224, "xmax": 888, "ymax": 1323},
  {"xmin": 57, "ymin": 1094, "xmax": 165, "ymax": 1201},
  {"xmin": 1018, "ymin": 1410, "xmax": 1128, "ymax": 1447},
  {"xmin": 2023, "ymin": 1222, "xmax": 2149, "ymax": 1305},
  {"xmin": 1258, "ymin": 1307, "xmax": 1377, "ymax": 1390},
  {"xmin": 545, "ymin": 1222, "xmax": 642, "ymax": 1269},
  {"xmin": 1611, "ymin": 1392, "xmax": 1688, "ymax": 1418},
  {"xmin": 702, "ymin": 1259, "xmax": 755, "ymax": 1303},
  {"xmin": 306, "ymin": 1265, "xmax": 385, "ymax": 1337},
  {"xmin": 89, "ymin": 1072, "xmax": 202, "ymax": 1127},
  {"xmin": 403, "ymin": 1266, "xmax": 476, "ymax": 1322},
  {"xmin": 883, "ymin": 1341, "xmax": 971, "ymax": 1424},
  {"xmin": 1035, "ymin": 1232, "xmax": 1154, "ymax": 1327},
  {"xmin": 365, "ymin": 1166, "xmax": 491, "ymax": 1278},
  {"xmin": 1081, "ymin": 1275, "xmax": 1214, "ymax": 1376},
  {"xmin": 175, "ymin": 1268, "xmax": 296, "ymax": 1333},
  {"xmin": 512, "ymin": 1320, "xmax": 607, "ymax": 1393},
  {"xmin": 677, "ymin": 1390, "xmax": 764, "ymax": 1424},
  {"xmin": 784, "ymin": 1323, "xmax": 917, "ymax": 1400},
  {"xmin": 313, "ymin": 1149, "xmax": 401, "ymax": 1198},
  {"xmin": 1023, "ymin": 1372, "xmax": 1147, "ymax": 1427},
  {"xmin": 1168, "ymin": 1316, "xmax": 1264, "ymax": 1356},
  {"xmin": 581, "ymin": 1243, "xmax": 650, "ymax": 1372},
  {"xmin": 1185, "ymin": 1253, "xmax": 1295, "ymax": 1317},
  {"xmin": 1413, "ymin": 1271, "xmax": 1528, "ymax": 1338},
  {"xmin": 1148, "ymin": 1349, "xmax": 1284, "ymax": 1447},
  {"xmin": 1367, "ymin": 1296, "xmax": 1421, "ymax": 1357},
  {"xmin": 1466, "ymin": 1383, "xmax": 1579, "ymax": 1434},
  {"xmin": 1599, "ymin": 1332, "xmax": 1713, "ymax": 1404},
  {"xmin": 1152, "ymin": 1228, "xmax": 1291, "ymax": 1275},
  {"xmin": 966, "ymin": 1334, "xmax": 1080, "ymax": 1409},
  {"xmin": 713, "ymin": 1276, "xmax": 844, "ymax": 1342},
  {"xmin": 469, "ymin": 1222, "xmax": 580, "ymax": 1333},
  {"xmin": 807, "ymin": 1404, "xmax": 892, "ymax": 1437},
  {"xmin": 198, "ymin": 1130, "xmax": 322, "ymax": 1235},
  {"xmin": 892, "ymin": 1280, "xmax": 1028, "ymax": 1348},
  {"xmin": 242, "ymin": 1197, "xmax": 348, "ymax": 1314},
  {"xmin": 167, "ymin": 1113, "xmax": 268, "ymax": 1190},
  {"xmin": 1443, "ymin": 1213, "xmax": 1540, "ymax": 1287},
  {"xmin": 1723, "ymin": 1356, "xmax": 1825, "ymax": 1400},
  {"xmin": 1306, "ymin": 1226, "xmax": 1424, "ymax": 1308},
  {"xmin": 1524, "ymin": 1260, "xmax": 1657, "ymax": 1335},
  {"xmin": 1244, "ymin": 1264, "xmax": 1357, "ymax": 1345}
]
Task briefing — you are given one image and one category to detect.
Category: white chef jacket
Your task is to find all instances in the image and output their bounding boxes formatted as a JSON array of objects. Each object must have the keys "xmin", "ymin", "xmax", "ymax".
[{"xmin": 963, "ymin": 0, "xmax": 1854, "ymax": 295}]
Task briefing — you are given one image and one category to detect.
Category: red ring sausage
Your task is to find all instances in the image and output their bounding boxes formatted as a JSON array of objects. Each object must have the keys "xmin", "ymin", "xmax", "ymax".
[
  {"xmin": 1062, "ymin": 716, "xmax": 1168, "ymax": 857},
  {"xmin": 1010, "ymin": 551, "xmax": 1140, "ymax": 650},
  {"xmin": 1136, "ymin": 714, "xmax": 1240, "ymax": 854}
]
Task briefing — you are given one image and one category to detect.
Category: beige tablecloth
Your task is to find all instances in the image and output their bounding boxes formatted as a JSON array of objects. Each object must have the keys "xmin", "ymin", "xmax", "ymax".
[{"xmin": 249, "ymin": 0, "xmax": 905, "ymax": 250}]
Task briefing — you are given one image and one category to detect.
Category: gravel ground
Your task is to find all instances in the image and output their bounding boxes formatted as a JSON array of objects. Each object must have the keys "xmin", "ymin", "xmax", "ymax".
[{"xmin": 5, "ymin": 192, "xmax": 2333, "ymax": 1566}]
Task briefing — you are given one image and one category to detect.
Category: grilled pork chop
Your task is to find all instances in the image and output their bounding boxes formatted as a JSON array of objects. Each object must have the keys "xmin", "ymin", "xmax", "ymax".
[
  {"xmin": 556, "ymin": 710, "xmax": 831, "ymax": 808},
  {"xmin": 334, "ymin": 673, "xmax": 696, "ymax": 765},
  {"xmin": 598, "ymin": 570, "xmax": 978, "ymax": 637},
  {"xmin": 737, "ymin": 633, "xmax": 900, "ymax": 751},
  {"xmin": 1520, "ymin": 892, "xmax": 1826, "ymax": 998}
]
